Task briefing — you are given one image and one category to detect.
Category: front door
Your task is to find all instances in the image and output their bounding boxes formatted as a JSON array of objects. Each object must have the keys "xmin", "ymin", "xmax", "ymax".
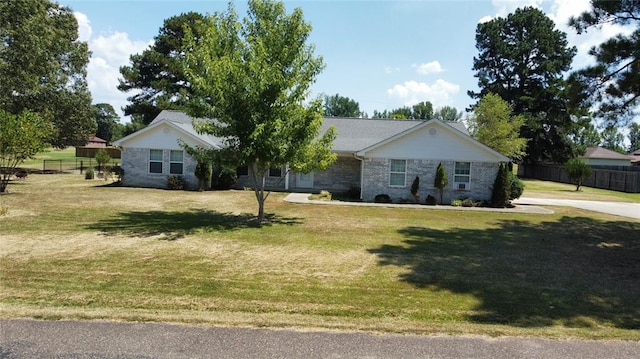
[{"xmin": 296, "ymin": 172, "xmax": 314, "ymax": 188}]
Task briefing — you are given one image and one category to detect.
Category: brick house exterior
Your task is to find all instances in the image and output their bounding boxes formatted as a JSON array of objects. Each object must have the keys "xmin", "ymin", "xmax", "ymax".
[{"xmin": 114, "ymin": 110, "xmax": 510, "ymax": 202}]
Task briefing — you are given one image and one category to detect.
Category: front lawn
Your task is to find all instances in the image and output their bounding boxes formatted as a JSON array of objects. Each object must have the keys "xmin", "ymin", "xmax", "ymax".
[{"xmin": 1, "ymin": 174, "xmax": 639, "ymax": 340}]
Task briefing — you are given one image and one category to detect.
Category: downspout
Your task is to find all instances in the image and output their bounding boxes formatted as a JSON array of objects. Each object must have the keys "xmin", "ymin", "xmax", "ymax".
[
  {"xmin": 284, "ymin": 163, "xmax": 289, "ymax": 190},
  {"xmin": 353, "ymin": 153, "xmax": 365, "ymax": 200}
]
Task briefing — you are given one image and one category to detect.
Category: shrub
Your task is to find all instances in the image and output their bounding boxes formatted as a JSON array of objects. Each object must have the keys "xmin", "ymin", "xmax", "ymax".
[
  {"xmin": 94, "ymin": 148, "xmax": 111, "ymax": 173},
  {"xmin": 565, "ymin": 157, "xmax": 592, "ymax": 191},
  {"xmin": 410, "ymin": 176, "xmax": 420, "ymax": 202},
  {"xmin": 508, "ymin": 172, "xmax": 524, "ymax": 200},
  {"xmin": 111, "ymin": 165, "xmax": 124, "ymax": 183},
  {"xmin": 491, "ymin": 163, "xmax": 511, "ymax": 207},
  {"xmin": 0, "ymin": 206, "xmax": 8, "ymax": 216},
  {"xmin": 212, "ymin": 165, "xmax": 237, "ymax": 190},
  {"xmin": 195, "ymin": 161, "xmax": 212, "ymax": 191},
  {"xmin": 425, "ymin": 194, "xmax": 437, "ymax": 205},
  {"xmin": 434, "ymin": 163, "xmax": 448, "ymax": 204},
  {"xmin": 451, "ymin": 199, "xmax": 462, "ymax": 207},
  {"xmin": 374, "ymin": 194, "xmax": 392, "ymax": 203},
  {"xmin": 310, "ymin": 190, "xmax": 332, "ymax": 201},
  {"xmin": 461, "ymin": 198, "xmax": 475, "ymax": 207},
  {"xmin": 167, "ymin": 175, "xmax": 185, "ymax": 190},
  {"xmin": 85, "ymin": 167, "xmax": 95, "ymax": 180}
]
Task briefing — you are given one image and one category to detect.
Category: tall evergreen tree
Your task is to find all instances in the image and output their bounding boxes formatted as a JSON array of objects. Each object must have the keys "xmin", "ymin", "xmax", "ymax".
[
  {"xmin": 470, "ymin": 7, "xmax": 577, "ymax": 164},
  {"xmin": 118, "ymin": 12, "xmax": 206, "ymax": 126},
  {"xmin": 569, "ymin": 1, "xmax": 640, "ymax": 125}
]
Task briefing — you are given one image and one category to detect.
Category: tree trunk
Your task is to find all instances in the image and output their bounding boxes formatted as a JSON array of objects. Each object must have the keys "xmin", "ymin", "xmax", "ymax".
[{"xmin": 249, "ymin": 164, "xmax": 267, "ymax": 225}]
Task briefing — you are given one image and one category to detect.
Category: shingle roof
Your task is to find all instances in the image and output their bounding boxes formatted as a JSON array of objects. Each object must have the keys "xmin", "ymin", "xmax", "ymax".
[
  {"xmin": 582, "ymin": 146, "xmax": 632, "ymax": 160},
  {"xmin": 147, "ymin": 110, "xmax": 471, "ymax": 153}
]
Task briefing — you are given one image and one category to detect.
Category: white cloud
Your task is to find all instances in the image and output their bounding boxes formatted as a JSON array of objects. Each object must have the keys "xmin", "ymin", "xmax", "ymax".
[
  {"xmin": 386, "ymin": 79, "xmax": 460, "ymax": 109},
  {"xmin": 74, "ymin": 12, "xmax": 91, "ymax": 42},
  {"xmin": 412, "ymin": 61, "xmax": 444, "ymax": 75},
  {"xmin": 73, "ymin": 12, "xmax": 152, "ymax": 122}
]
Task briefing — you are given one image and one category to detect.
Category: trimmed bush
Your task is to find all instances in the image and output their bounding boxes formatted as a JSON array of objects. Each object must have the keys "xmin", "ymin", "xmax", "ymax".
[
  {"xmin": 374, "ymin": 194, "xmax": 392, "ymax": 203},
  {"xmin": 195, "ymin": 161, "xmax": 212, "ymax": 191},
  {"xmin": 434, "ymin": 163, "xmax": 448, "ymax": 204},
  {"xmin": 410, "ymin": 176, "xmax": 420, "ymax": 202},
  {"xmin": 461, "ymin": 198, "xmax": 475, "ymax": 207},
  {"xmin": 491, "ymin": 163, "xmax": 511, "ymax": 207},
  {"xmin": 85, "ymin": 168, "xmax": 95, "ymax": 180},
  {"xmin": 167, "ymin": 175, "xmax": 185, "ymax": 190},
  {"xmin": 508, "ymin": 172, "xmax": 524, "ymax": 200},
  {"xmin": 425, "ymin": 194, "xmax": 437, "ymax": 205},
  {"xmin": 451, "ymin": 199, "xmax": 462, "ymax": 207}
]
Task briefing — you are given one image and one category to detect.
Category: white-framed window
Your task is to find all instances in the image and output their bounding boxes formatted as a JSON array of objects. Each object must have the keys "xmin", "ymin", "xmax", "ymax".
[
  {"xmin": 389, "ymin": 159, "xmax": 406, "ymax": 187},
  {"xmin": 268, "ymin": 167, "xmax": 282, "ymax": 177},
  {"xmin": 454, "ymin": 162, "xmax": 471, "ymax": 190},
  {"xmin": 169, "ymin": 150, "xmax": 183, "ymax": 174},
  {"xmin": 149, "ymin": 149, "xmax": 163, "ymax": 174}
]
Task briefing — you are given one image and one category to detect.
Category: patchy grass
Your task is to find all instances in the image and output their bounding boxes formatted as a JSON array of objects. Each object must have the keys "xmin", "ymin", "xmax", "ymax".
[
  {"xmin": 521, "ymin": 179, "xmax": 640, "ymax": 203},
  {"xmin": 1, "ymin": 174, "xmax": 639, "ymax": 340}
]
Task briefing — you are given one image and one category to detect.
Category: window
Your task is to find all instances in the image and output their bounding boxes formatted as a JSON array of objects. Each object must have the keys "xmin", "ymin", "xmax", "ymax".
[
  {"xmin": 169, "ymin": 150, "xmax": 183, "ymax": 174},
  {"xmin": 236, "ymin": 166, "xmax": 248, "ymax": 176},
  {"xmin": 149, "ymin": 149, "xmax": 163, "ymax": 174},
  {"xmin": 269, "ymin": 167, "xmax": 282, "ymax": 177},
  {"xmin": 389, "ymin": 159, "xmax": 406, "ymax": 187},
  {"xmin": 454, "ymin": 162, "xmax": 471, "ymax": 190}
]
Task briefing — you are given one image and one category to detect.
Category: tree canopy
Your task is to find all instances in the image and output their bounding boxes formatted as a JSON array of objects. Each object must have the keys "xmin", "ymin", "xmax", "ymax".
[
  {"xmin": 470, "ymin": 7, "xmax": 577, "ymax": 164},
  {"xmin": 0, "ymin": 110, "xmax": 54, "ymax": 192},
  {"xmin": 433, "ymin": 106, "xmax": 463, "ymax": 122},
  {"xmin": 323, "ymin": 93, "xmax": 362, "ymax": 117},
  {"xmin": 118, "ymin": 12, "xmax": 206, "ymax": 126},
  {"xmin": 569, "ymin": 0, "xmax": 640, "ymax": 125},
  {"xmin": 372, "ymin": 101, "xmax": 434, "ymax": 120},
  {"xmin": 181, "ymin": 0, "xmax": 336, "ymax": 223},
  {"xmin": 468, "ymin": 93, "xmax": 528, "ymax": 161},
  {"xmin": 93, "ymin": 103, "xmax": 123, "ymax": 143},
  {"xmin": 0, "ymin": 0, "xmax": 95, "ymax": 148}
]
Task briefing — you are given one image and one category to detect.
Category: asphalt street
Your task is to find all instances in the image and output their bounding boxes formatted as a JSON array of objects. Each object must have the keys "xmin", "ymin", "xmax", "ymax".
[{"xmin": 2, "ymin": 319, "xmax": 640, "ymax": 359}]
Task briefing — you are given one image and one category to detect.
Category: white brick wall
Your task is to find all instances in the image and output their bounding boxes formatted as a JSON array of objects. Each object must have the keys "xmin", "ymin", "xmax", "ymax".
[
  {"xmin": 121, "ymin": 147, "xmax": 199, "ymax": 190},
  {"xmin": 361, "ymin": 158, "xmax": 499, "ymax": 203}
]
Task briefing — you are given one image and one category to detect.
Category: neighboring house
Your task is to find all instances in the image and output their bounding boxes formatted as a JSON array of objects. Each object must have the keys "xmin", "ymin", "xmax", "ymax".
[
  {"xmin": 86, "ymin": 136, "xmax": 107, "ymax": 147},
  {"xmin": 579, "ymin": 146, "xmax": 632, "ymax": 167},
  {"xmin": 629, "ymin": 149, "xmax": 640, "ymax": 166},
  {"xmin": 113, "ymin": 110, "xmax": 509, "ymax": 202}
]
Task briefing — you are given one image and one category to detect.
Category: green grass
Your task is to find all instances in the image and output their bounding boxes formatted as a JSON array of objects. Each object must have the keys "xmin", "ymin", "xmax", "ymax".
[
  {"xmin": 1, "ymin": 174, "xmax": 639, "ymax": 340},
  {"xmin": 521, "ymin": 179, "xmax": 640, "ymax": 203}
]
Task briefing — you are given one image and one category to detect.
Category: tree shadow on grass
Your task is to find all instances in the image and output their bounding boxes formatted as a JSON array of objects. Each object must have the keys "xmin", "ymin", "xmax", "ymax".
[
  {"xmin": 368, "ymin": 216, "xmax": 640, "ymax": 329},
  {"xmin": 87, "ymin": 209, "xmax": 303, "ymax": 240}
]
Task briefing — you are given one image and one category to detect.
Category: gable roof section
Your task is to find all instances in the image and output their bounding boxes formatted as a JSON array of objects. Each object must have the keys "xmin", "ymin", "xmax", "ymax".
[
  {"xmin": 354, "ymin": 119, "xmax": 510, "ymax": 162},
  {"xmin": 113, "ymin": 110, "xmax": 225, "ymax": 149},
  {"xmin": 581, "ymin": 146, "xmax": 632, "ymax": 160},
  {"xmin": 321, "ymin": 117, "xmax": 469, "ymax": 153}
]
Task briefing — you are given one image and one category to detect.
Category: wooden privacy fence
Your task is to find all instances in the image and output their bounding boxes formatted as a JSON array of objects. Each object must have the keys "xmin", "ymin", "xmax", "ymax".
[
  {"xmin": 75, "ymin": 146, "xmax": 121, "ymax": 159},
  {"xmin": 519, "ymin": 164, "xmax": 640, "ymax": 193}
]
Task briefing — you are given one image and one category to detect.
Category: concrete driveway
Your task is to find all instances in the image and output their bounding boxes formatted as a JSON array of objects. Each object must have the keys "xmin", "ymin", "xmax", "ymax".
[{"xmin": 514, "ymin": 197, "xmax": 640, "ymax": 220}]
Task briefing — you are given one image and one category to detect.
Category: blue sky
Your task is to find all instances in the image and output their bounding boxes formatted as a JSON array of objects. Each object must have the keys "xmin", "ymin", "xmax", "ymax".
[{"xmin": 58, "ymin": 0, "xmax": 632, "ymax": 123}]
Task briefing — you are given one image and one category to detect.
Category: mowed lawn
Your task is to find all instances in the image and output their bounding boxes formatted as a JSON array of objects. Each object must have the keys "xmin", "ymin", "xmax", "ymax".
[{"xmin": 1, "ymin": 174, "xmax": 639, "ymax": 340}]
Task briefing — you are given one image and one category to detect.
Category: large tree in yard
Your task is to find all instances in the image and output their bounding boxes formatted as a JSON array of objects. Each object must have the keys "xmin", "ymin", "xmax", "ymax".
[
  {"xmin": 470, "ymin": 7, "xmax": 577, "ymax": 164},
  {"xmin": 181, "ymin": 0, "xmax": 336, "ymax": 224},
  {"xmin": 118, "ymin": 12, "xmax": 206, "ymax": 126},
  {"xmin": 0, "ymin": 0, "xmax": 96, "ymax": 148},
  {"xmin": 569, "ymin": 1, "xmax": 640, "ymax": 126}
]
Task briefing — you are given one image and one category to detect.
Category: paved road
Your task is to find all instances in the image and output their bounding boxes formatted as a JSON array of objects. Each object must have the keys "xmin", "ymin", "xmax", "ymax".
[
  {"xmin": 514, "ymin": 197, "xmax": 640, "ymax": 219},
  {"xmin": 1, "ymin": 320, "xmax": 639, "ymax": 359}
]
